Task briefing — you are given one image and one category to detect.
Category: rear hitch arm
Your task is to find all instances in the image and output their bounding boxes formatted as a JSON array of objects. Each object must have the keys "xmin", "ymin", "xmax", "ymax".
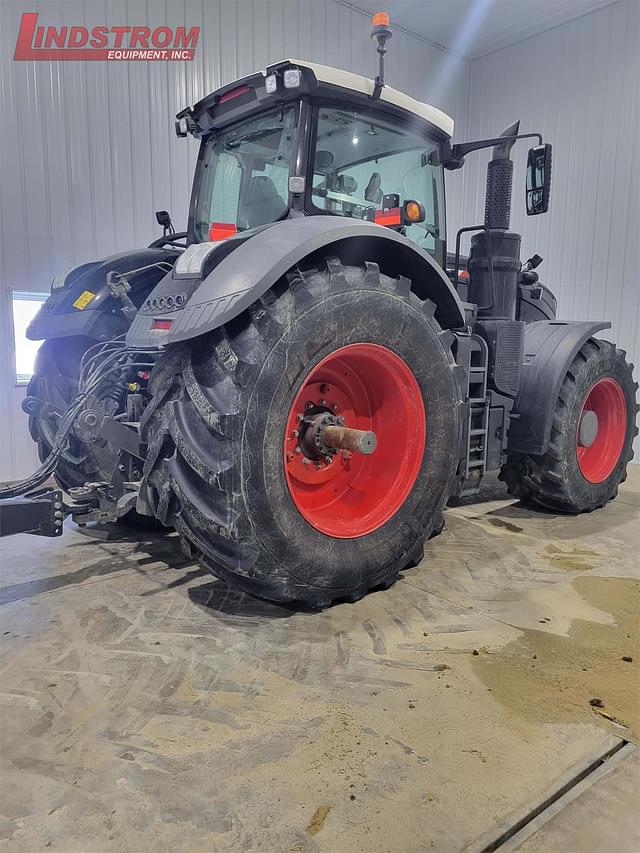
[{"xmin": 0, "ymin": 489, "xmax": 66, "ymax": 538}]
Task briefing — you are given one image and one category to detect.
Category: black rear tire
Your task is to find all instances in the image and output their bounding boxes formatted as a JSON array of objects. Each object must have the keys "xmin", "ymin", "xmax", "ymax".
[
  {"xmin": 500, "ymin": 338, "xmax": 638, "ymax": 512},
  {"xmin": 140, "ymin": 258, "xmax": 464, "ymax": 607}
]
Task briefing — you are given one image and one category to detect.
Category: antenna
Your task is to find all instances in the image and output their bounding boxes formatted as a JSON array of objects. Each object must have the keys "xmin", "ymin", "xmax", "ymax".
[{"xmin": 371, "ymin": 12, "xmax": 392, "ymax": 100}]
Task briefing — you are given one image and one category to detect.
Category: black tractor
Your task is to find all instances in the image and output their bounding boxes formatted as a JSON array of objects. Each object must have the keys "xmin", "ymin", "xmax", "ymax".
[{"xmin": 4, "ymin": 13, "xmax": 637, "ymax": 607}]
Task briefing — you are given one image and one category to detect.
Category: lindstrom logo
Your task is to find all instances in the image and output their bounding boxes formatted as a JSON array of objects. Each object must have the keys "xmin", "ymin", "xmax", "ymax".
[{"xmin": 14, "ymin": 12, "xmax": 199, "ymax": 61}]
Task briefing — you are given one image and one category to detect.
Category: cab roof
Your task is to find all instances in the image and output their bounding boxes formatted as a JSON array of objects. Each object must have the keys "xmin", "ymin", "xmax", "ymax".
[
  {"xmin": 187, "ymin": 58, "xmax": 455, "ymax": 141},
  {"xmin": 282, "ymin": 59, "xmax": 454, "ymax": 138}
]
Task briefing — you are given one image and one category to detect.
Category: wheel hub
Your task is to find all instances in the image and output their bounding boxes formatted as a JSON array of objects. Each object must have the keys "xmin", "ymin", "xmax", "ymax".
[
  {"xmin": 299, "ymin": 411, "xmax": 377, "ymax": 460},
  {"xmin": 284, "ymin": 343, "xmax": 426, "ymax": 538},
  {"xmin": 576, "ymin": 377, "xmax": 627, "ymax": 483},
  {"xmin": 577, "ymin": 409, "xmax": 598, "ymax": 448}
]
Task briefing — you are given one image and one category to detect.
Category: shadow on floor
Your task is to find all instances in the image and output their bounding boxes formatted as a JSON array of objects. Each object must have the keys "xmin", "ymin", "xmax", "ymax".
[
  {"xmin": 447, "ymin": 474, "xmax": 511, "ymax": 506},
  {"xmin": 187, "ymin": 579, "xmax": 297, "ymax": 620}
]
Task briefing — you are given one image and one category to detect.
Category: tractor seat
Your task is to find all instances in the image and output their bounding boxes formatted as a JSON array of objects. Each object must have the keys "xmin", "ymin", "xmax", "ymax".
[
  {"xmin": 238, "ymin": 175, "xmax": 287, "ymax": 229},
  {"xmin": 365, "ymin": 171, "xmax": 383, "ymax": 204}
]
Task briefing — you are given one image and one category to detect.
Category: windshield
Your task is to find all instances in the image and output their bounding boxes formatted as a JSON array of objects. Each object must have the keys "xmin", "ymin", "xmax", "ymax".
[
  {"xmin": 192, "ymin": 106, "xmax": 297, "ymax": 241},
  {"xmin": 311, "ymin": 106, "xmax": 445, "ymax": 262}
]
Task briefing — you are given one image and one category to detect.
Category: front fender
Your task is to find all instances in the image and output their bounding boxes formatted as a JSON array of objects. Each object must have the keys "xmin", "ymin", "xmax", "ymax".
[
  {"xmin": 126, "ymin": 217, "xmax": 466, "ymax": 349},
  {"xmin": 507, "ymin": 320, "xmax": 610, "ymax": 455}
]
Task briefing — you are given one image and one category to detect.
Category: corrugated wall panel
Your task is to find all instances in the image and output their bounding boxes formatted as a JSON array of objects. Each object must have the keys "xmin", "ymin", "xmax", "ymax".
[
  {"xmin": 0, "ymin": 0, "xmax": 468, "ymax": 480},
  {"xmin": 458, "ymin": 0, "xmax": 639, "ymax": 458}
]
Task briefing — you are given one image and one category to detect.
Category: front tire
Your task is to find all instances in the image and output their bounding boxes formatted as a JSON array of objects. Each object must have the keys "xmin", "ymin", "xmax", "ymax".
[
  {"xmin": 500, "ymin": 338, "xmax": 638, "ymax": 512},
  {"xmin": 27, "ymin": 338, "xmax": 115, "ymax": 490},
  {"xmin": 141, "ymin": 259, "xmax": 463, "ymax": 606}
]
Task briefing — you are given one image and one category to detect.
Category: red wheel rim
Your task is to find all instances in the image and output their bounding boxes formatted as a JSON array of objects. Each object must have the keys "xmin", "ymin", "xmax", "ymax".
[
  {"xmin": 576, "ymin": 377, "xmax": 627, "ymax": 483},
  {"xmin": 284, "ymin": 343, "xmax": 426, "ymax": 538}
]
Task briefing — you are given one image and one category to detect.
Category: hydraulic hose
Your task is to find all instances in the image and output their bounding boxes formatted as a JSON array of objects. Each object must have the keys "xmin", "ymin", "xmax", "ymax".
[{"xmin": 0, "ymin": 342, "xmax": 159, "ymax": 500}]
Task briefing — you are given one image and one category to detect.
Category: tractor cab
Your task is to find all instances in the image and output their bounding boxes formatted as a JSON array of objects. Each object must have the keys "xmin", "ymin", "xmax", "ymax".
[{"xmin": 180, "ymin": 57, "xmax": 452, "ymax": 268}]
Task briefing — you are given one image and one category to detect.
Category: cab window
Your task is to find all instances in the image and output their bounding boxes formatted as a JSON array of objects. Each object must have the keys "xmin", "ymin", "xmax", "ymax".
[
  {"xmin": 193, "ymin": 106, "xmax": 296, "ymax": 241},
  {"xmin": 310, "ymin": 106, "xmax": 445, "ymax": 263}
]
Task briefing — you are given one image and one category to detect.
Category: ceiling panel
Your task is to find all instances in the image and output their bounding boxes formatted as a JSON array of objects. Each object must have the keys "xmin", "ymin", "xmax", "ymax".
[{"xmin": 349, "ymin": 0, "xmax": 618, "ymax": 59}]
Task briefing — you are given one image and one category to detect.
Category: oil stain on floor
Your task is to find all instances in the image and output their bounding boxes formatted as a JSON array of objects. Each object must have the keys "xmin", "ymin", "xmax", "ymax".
[
  {"xmin": 473, "ymin": 576, "xmax": 640, "ymax": 742},
  {"xmin": 544, "ymin": 543, "xmax": 600, "ymax": 572},
  {"xmin": 306, "ymin": 805, "xmax": 332, "ymax": 836}
]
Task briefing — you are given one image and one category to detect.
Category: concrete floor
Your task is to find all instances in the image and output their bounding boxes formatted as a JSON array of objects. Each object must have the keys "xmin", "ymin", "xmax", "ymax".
[{"xmin": 1, "ymin": 470, "xmax": 638, "ymax": 852}]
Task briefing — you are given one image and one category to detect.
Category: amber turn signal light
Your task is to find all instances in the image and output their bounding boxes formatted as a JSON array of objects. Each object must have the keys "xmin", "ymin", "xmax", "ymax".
[{"xmin": 402, "ymin": 199, "xmax": 425, "ymax": 224}]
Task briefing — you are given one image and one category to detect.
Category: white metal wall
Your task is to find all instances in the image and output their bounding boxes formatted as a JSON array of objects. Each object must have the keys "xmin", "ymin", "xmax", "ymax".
[
  {"xmin": 0, "ymin": 0, "xmax": 469, "ymax": 481},
  {"xmin": 460, "ymin": 0, "xmax": 640, "ymax": 418}
]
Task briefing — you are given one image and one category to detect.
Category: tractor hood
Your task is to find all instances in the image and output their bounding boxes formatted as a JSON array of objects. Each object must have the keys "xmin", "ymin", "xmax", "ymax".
[{"xmin": 27, "ymin": 247, "xmax": 180, "ymax": 342}]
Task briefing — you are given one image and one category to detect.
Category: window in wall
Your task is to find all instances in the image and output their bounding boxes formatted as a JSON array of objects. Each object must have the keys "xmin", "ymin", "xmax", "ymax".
[{"xmin": 12, "ymin": 291, "xmax": 47, "ymax": 383}]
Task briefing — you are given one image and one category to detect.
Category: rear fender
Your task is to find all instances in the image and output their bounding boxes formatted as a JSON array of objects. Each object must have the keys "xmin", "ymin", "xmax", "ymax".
[
  {"xmin": 507, "ymin": 320, "xmax": 610, "ymax": 455},
  {"xmin": 126, "ymin": 217, "xmax": 466, "ymax": 348},
  {"xmin": 27, "ymin": 247, "xmax": 179, "ymax": 342}
]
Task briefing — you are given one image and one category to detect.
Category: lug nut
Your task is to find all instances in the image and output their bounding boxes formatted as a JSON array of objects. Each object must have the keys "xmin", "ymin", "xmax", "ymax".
[
  {"xmin": 319, "ymin": 399, "xmax": 326, "ymax": 405},
  {"xmin": 324, "ymin": 456, "xmax": 333, "ymax": 465},
  {"xmin": 295, "ymin": 447, "xmax": 302, "ymax": 454},
  {"xmin": 292, "ymin": 430, "xmax": 299, "ymax": 437},
  {"xmin": 302, "ymin": 458, "xmax": 310, "ymax": 466},
  {"xmin": 296, "ymin": 413, "xmax": 303, "ymax": 422}
]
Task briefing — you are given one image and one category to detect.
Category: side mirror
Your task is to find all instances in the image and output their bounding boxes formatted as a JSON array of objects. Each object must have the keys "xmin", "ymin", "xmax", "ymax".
[
  {"xmin": 526, "ymin": 144, "xmax": 552, "ymax": 215},
  {"xmin": 155, "ymin": 210, "xmax": 175, "ymax": 237}
]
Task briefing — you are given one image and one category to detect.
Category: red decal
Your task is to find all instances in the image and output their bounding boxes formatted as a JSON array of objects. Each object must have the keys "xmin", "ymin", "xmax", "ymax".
[
  {"xmin": 374, "ymin": 207, "xmax": 402, "ymax": 227},
  {"xmin": 208, "ymin": 222, "xmax": 238, "ymax": 241}
]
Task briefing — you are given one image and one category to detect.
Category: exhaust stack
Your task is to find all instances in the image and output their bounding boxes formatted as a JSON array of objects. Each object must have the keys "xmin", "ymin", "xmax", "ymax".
[{"xmin": 484, "ymin": 119, "xmax": 520, "ymax": 230}]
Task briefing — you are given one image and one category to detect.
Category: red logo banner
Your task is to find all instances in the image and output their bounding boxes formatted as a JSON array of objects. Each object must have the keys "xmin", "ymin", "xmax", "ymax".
[{"xmin": 14, "ymin": 12, "xmax": 199, "ymax": 60}]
